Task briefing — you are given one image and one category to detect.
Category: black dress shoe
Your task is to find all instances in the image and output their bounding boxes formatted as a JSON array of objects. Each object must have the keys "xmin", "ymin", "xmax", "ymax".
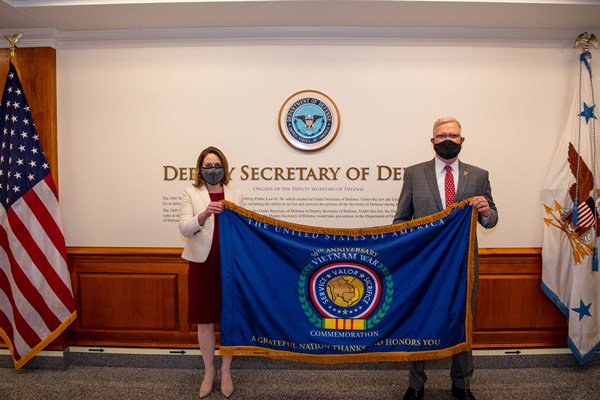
[
  {"xmin": 403, "ymin": 387, "xmax": 424, "ymax": 400},
  {"xmin": 451, "ymin": 385, "xmax": 476, "ymax": 400}
]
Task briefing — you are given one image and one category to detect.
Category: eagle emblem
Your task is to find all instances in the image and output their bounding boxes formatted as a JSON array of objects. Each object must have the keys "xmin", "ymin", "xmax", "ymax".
[
  {"xmin": 544, "ymin": 143, "xmax": 599, "ymax": 263},
  {"xmin": 295, "ymin": 114, "xmax": 323, "ymax": 130},
  {"xmin": 574, "ymin": 32, "xmax": 598, "ymax": 52}
]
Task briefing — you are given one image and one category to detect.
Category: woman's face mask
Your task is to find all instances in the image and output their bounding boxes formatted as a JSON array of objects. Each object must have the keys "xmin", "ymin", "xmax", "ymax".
[{"xmin": 201, "ymin": 165, "xmax": 225, "ymax": 185}]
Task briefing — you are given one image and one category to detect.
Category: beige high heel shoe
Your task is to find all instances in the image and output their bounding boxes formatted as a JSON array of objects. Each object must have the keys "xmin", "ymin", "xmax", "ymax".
[
  {"xmin": 220, "ymin": 371, "xmax": 234, "ymax": 398},
  {"xmin": 198, "ymin": 371, "xmax": 215, "ymax": 398}
]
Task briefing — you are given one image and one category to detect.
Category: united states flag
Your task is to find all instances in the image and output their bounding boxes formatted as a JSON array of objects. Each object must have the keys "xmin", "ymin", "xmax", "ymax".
[{"xmin": 0, "ymin": 62, "xmax": 75, "ymax": 368}]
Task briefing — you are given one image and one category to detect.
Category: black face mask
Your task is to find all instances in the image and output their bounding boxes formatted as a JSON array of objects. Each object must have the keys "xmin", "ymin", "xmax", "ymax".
[
  {"xmin": 201, "ymin": 167, "xmax": 225, "ymax": 186},
  {"xmin": 433, "ymin": 140, "xmax": 462, "ymax": 160}
]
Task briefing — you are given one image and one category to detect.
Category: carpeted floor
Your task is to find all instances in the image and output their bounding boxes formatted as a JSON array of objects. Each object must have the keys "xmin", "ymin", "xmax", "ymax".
[{"xmin": 1, "ymin": 362, "xmax": 599, "ymax": 400}]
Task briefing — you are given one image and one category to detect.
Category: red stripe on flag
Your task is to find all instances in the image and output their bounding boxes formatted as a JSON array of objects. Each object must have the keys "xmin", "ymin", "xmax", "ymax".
[
  {"xmin": 0, "ymin": 226, "xmax": 62, "ymax": 332},
  {"xmin": 6, "ymin": 209, "xmax": 74, "ymax": 312},
  {"xmin": 43, "ymin": 174, "xmax": 58, "ymax": 199},
  {"xmin": 579, "ymin": 219, "xmax": 593, "ymax": 227},
  {"xmin": 578, "ymin": 209, "xmax": 592, "ymax": 218},
  {"xmin": 577, "ymin": 204, "xmax": 593, "ymax": 227},
  {"xmin": 0, "ymin": 281, "xmax": 19, "ymax": 359},
  {"xmin": 579, "ymin": 209, "xmax": 592, "ymax": 218},
  {"xmin": 0, "ymin": 307, "xmax": 21, "ymax": 360},
  {"xmin": 22, "ymin": 188, "xmax": 68, "ymax": 263},
  {"xmin": 0, "ymin": 310, "xmax": 21, "ymax": 360},
  {"xmin": 0, "ymin": 306, "xmax": 16, "ymax": 346},
  {"xmin": 579, "ymin": 211, "xmax": 593, "ymax": 222},
  {"xmin": 580, "ymin": 218, "xmax": 593, "ymax": 227},
  {"xmin": 0, "ymin": 267, "xmax": 41, "ymax": 351}
]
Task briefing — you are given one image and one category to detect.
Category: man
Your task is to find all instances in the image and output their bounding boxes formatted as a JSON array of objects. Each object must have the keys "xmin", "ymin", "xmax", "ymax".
[{"xmin": 393, "ymin": 117, "xmax": 498, "ymax": 400}]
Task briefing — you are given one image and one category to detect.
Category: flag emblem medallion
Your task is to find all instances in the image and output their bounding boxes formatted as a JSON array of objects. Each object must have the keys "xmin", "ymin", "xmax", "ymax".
[
  {"xmin": 299, "ymin": 251, "xmax": 393, "ymax": 331},
  {"xmin": 309, "ymin": 262, "xmax": 381, "ymax": 320}
]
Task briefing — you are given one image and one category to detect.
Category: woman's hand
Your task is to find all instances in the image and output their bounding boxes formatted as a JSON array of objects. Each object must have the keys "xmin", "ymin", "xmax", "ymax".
[
  {"xmin": 197, "ymin": 202, "xmax": 224, "ymax": 226},
  {"xmin": 205, "ymin": 201, "xmax": 224, "ymax": 216}
]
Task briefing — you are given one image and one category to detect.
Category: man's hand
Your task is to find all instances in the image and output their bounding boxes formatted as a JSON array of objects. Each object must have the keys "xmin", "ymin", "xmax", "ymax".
[{"xmin": 469, "ymin": 196, "xmax": 490, "ymax": 218}]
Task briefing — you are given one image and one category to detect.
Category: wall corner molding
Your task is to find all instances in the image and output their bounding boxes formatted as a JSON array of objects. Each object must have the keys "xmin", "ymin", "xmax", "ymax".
[{"xmin": 0, "ymin": 27, "xmax": 583, "ymax": 49}]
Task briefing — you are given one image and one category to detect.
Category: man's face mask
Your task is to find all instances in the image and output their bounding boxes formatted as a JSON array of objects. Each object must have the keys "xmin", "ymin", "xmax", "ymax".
[{"xmin": 433, "ymin": 140, "xmax": 462, "ymax": 160}]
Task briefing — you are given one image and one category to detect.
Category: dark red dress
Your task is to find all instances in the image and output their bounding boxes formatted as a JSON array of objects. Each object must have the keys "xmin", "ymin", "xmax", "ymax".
[{"xmin": 187, "ymin": 191, "xmax": 224, "ymax": 324}]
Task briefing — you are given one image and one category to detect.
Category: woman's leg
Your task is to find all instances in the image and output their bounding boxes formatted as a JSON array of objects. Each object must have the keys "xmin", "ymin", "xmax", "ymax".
[
  {"xmin": 220, "ymin": 354, "xmax": 234, "ymax": 397},
  {"xmin": 197, "ymin": 324, "xmax": 216, "ymax": 396}
]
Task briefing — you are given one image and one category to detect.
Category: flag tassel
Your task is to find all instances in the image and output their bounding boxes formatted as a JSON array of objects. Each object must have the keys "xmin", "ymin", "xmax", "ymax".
[
  {"xmin": 572, "ymin": 198, "xmax": 579, "ymax": 224},
  {"xmin": 593, "ymin": 247, "xmax": 598, "ymax": 272}
]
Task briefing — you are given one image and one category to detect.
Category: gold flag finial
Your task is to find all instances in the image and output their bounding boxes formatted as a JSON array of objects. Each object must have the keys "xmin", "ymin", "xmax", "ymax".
[
  {"xmin": 574, "ymin": 32, "xmax": 598, "ymax": 53},
  {"xmin": 4, "ymin": 33, "xmax": 23, "ymax": 58}
]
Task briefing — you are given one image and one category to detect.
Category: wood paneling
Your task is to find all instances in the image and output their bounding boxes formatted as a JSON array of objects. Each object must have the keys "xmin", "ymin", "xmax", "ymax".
[
  {"xmin": 474, "ymin": 248, "xmax": 567, "ymax": 348},
  {"xmin": 66, "ymin": 247, "xmax": 197, "ymax": 347},
  {"xmin": 0, "ymin": 246, "xmax": 568, "ymax": 351},
  {"xmin": 78, "ymin": 273, "xmax": 178, "ymax": 330},
  {"xmin": 59, "ymin": 247, "xmax": 568, "ymax": 350},
  {"xmin": 476, "ymin": 275, "xmax": 565, "ymax": 329}
]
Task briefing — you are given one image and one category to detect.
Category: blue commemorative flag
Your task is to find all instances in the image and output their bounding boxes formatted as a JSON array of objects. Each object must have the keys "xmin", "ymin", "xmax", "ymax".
[{"xmin": 219, "ymin": 199, "xmax": 477, "ymax": 363}]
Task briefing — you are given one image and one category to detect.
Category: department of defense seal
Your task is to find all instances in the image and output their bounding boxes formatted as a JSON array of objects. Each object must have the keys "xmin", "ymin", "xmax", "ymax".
[{"xmin": 278, "ymin": 90, "xmax": 340, "ymax": 152}]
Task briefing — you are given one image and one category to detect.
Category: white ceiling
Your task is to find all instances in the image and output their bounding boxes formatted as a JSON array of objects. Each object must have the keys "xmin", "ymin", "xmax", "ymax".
[{"xmin": 1, "ymin": 1, "xmax": 599, "ymax": 47}]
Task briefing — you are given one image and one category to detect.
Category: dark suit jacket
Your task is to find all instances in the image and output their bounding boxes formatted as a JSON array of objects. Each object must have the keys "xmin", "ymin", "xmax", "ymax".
[
  {"xmin": 393, "ymin": 158, "xmax": 498, "ymax": 228},
  {"xmin": 392, "ymin": 158, "xmax": 498, "ymax": 319}
]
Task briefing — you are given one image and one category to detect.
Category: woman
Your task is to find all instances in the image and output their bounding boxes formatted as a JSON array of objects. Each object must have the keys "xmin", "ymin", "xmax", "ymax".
[{"xmin": 179, "ymin": 146, "xmax": 243, "ymax": 398}]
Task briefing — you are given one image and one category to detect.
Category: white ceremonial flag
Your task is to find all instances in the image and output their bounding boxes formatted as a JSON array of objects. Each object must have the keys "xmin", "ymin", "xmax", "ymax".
[{"xmin": 541, "ymin": 46, "xmax": 599, "ymax": 364}]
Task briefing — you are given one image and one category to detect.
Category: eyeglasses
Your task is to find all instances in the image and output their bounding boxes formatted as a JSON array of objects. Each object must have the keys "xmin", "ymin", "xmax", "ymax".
[
  {"xmin": 434, "ymin": 133, "xmax": 462, "ymax": 140},
  {"xmin": 202, "ymin": 163, "xmax": 222, "ymax": 168}
]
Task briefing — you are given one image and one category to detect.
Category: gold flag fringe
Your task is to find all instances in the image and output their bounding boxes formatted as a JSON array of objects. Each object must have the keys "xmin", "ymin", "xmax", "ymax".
[
  {"xmin": 221, "ymin": 197, "xmax": 476, "ymax": 236},
  {"xmin": 219, "ymin": 199, "xmax": 479, "ymax": 364},
  {"xmin": 0, "ymin": 311, "xmax": 77, "ymax": 369},
  {"xmin": 220, "ymin": 342, "xmax": 470, "ymax": 364},
  {"xmin": 465, "ymin": 208, "xmax": 478, "ymax": 349}
]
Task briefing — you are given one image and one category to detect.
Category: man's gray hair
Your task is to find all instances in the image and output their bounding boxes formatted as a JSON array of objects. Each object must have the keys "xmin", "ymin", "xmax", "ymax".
[{"xmin": 433, "ymin": 117, "xmax": 461, "ymax": 133}]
